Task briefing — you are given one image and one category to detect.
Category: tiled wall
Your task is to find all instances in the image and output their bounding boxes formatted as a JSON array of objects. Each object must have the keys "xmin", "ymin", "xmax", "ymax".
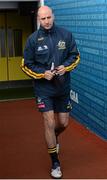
[{"xmin": 45, "ymin": 0, "xmax": 107, "ymax": 140}]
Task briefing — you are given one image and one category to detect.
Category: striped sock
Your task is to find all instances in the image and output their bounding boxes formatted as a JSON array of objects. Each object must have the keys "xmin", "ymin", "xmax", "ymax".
[{"xmin": 48, "ymin": 146, "xmax": 60, "ymax": 165}]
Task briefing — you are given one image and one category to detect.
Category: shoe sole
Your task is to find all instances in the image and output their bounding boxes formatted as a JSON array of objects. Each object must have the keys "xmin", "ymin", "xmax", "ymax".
[
  {"xmin": 51, "ymin": 174, "xmax": 63, "ymax": 179},
  {"xmin": 51, "ymin": 169, "xmax": 62, "ymax": 179}
]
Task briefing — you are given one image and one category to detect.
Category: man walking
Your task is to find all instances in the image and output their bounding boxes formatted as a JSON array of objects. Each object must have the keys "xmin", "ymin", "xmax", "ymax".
[{"xmin": 21, "ymin": 5, "xmax": 80, "ymax": 178}]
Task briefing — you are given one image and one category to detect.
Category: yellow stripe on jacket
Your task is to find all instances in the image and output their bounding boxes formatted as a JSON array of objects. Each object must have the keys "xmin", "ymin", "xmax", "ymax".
[
  {"xmin": 65, "ymin": 54, "xmax": 80, "ymax": 72},
  {"xmin": 20, "ymin": 58, "xmax": 45, "ymax": 79}
]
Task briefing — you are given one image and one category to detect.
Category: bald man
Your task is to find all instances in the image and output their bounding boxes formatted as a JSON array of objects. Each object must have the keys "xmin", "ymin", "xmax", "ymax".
[
  {"xmin": 21, "ymin": 5, "xmax": 80, "ymax": 179},
  {"xmin": 37, "ymin": 6, "xmax": 54, "ymax": 30}
]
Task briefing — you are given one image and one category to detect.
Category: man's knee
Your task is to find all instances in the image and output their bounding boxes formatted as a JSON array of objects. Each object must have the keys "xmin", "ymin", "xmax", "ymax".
[
  {"xmin": 60, "ymin": 117, "xmax": 69, "ymax": 128},
  {"xmin": 60, "ymin": 122, "xmax": 68, "ymax": 132},
  {"xmin": 58, "ymin": 112, "xmax": 69, "ymax": 128},
  {"xmin": 63, "ymin": 118, "xmax": 69, "ymax": 127},
  {"xmin": 43, "ymin": 111, "xmax": 55, "ymax": 130}
]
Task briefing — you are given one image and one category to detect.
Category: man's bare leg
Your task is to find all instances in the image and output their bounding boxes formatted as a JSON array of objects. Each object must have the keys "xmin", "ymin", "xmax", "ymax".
[
  {"xmin": 42, "ymin": 110, "xmax": 60, "ymax": 163},
  {"xmin": 55, "ymin": 112, "xmax": 69, "ymax": 137},
  {"xmin": 42, "ymin": 110, "xmax": 56, "ymax": 148}
]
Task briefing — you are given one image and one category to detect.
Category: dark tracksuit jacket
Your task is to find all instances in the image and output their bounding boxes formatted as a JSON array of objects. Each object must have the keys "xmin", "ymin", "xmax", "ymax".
[{"xmin": 21, "ymin": 24, "xmax": 80, "ymax": 97}]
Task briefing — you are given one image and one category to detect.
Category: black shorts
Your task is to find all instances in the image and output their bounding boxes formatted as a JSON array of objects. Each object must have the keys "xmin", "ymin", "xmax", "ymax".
[{"xmin": 36, "ymin": 93, "xmax": 72, "ymax": 112}]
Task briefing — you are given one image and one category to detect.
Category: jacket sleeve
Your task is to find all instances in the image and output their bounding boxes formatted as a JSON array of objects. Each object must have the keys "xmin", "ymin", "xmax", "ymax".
[
  {"xmin": 21, "ymin": 36, "xmax": 45, "ymax": 79},
  {"xmin": 63, "ymin": 33, "xmax": 80, "ymax": 72}
]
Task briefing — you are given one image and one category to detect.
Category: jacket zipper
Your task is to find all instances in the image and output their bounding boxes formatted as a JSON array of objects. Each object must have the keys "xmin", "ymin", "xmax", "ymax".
[{"xmin": 49, "ymin": 33, "xmax": 56, "ymax": 71}]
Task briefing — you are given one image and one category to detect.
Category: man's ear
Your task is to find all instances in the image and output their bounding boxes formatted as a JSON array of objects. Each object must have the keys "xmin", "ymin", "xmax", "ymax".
[{"xmin": 37, "ymin": 16, "xmax": 40, "ymax": 29}]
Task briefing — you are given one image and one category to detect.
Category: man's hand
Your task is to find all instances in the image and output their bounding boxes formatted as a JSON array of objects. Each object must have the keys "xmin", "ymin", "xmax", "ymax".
[
  {"xmin": 44, "ymin": 70, "xmax": 56, "ymax": 80},
  {"xmin": 55, "ymin": 65, "xmax": 66, "ymax": 75}
]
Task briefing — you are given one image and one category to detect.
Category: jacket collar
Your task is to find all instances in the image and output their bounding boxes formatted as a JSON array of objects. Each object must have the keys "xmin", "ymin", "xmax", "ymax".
[{"xmin": 39, "ymin": 23, "xmax": 56, "ymax": 35}]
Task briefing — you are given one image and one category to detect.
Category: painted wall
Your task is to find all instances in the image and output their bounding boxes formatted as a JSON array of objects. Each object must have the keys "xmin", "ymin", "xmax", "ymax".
[{"xmin": 45, "ymin": 0, "xmax": 107, "ymax": 140}]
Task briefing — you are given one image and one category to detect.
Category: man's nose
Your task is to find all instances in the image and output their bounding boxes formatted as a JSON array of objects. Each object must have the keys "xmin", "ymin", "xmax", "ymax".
[{"xmin": 45, "ymin": 18, "xmax": 49, "ymax": 23}]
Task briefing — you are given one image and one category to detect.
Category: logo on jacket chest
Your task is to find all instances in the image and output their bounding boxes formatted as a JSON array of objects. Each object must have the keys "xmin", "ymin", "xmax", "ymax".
[
  {"xmin": 57, "ymin": 40, "xmax": 66, "ymax": 50},
  {"xmin": 37, "ymin": 45, "xmax": 48, "ymax": 51}
]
